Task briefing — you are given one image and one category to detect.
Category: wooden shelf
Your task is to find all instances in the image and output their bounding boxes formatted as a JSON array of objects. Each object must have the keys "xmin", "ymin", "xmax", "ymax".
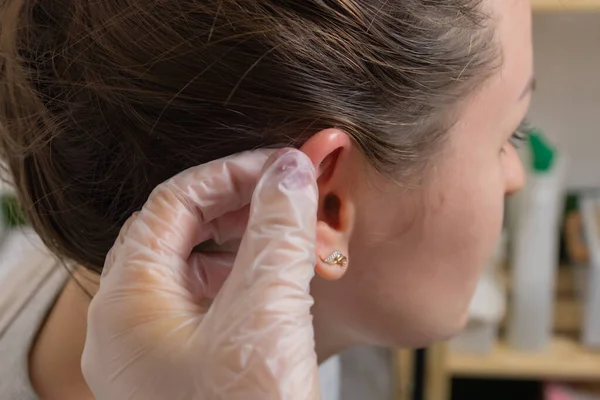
[
  {"xmin": 448, "ymin": 336, "xmax": 600, "ymax": 381},
  {"xmin": 533, "ymin": 0, "xmax": 600, "ymax": 11}
]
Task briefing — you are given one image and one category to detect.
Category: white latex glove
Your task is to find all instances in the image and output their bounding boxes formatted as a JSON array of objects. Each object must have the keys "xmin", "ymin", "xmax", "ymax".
[{"xmin": 82, "ymin": 148, "xmax": 320, "ymax": 400}]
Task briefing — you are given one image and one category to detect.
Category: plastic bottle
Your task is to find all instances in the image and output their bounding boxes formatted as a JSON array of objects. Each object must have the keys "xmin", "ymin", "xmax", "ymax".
[
  {"xmin": 580, "ymin": 192, "xmax": 600, "ymax": 348},
  {"xmin": 506, "ymin": 129, "xmax": 565, "ymax": 352}
]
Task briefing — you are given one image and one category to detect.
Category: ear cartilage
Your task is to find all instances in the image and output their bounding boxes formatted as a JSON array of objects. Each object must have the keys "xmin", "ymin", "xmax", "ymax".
[{"xmin": 320, "ymin": 250, "xmax": 348, "ymax": 267}]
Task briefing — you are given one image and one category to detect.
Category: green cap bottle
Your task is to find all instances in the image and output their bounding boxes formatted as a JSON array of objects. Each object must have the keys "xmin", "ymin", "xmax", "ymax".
[{"xmin": 528, "ymin": 129, "xmax": 556, "ymax": 173}]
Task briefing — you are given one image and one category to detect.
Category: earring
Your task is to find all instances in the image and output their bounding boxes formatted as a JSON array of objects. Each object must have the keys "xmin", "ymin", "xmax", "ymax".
[{"xmin": 320, "ymin": 250, "xmax": 348, "ymax": 267}]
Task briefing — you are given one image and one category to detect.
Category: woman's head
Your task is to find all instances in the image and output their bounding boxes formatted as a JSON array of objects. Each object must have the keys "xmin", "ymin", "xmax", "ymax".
[{"xmin": 0, "ymin": 0, "xmax": 531, "ymax": 349}]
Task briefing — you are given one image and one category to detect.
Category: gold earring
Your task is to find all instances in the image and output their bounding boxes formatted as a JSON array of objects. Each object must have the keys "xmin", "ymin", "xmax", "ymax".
[{"xmin": 320, "ymin": 250, "xmax": 348, "ymax": 267}]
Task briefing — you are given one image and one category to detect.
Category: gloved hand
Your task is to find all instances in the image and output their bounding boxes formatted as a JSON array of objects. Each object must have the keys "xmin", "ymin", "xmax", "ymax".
[{"xmin": 82, "ymin": 149, "xmax": 320, "ymax": 400}]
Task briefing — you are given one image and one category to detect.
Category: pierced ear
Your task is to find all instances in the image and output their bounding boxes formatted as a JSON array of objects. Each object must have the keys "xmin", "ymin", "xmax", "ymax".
[{"xmin": 299, "ymin": 128, "xmax": 355, "ymax": 280}]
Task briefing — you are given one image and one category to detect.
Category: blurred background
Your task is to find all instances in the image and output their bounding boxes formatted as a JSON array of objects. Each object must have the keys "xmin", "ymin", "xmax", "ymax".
[{"xmin": 1, "ymin": 1, "xmax": 599, "ymax": 400}]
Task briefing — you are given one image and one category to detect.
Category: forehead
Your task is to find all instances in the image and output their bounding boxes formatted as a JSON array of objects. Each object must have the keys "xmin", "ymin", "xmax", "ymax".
[
  {"xmin": 451, "ymin": 0, "xmax": 533, "ymax": 135},
  {"xmin": 494, "ymin": 0, "xmax": 533, "ymax": 85},
  {"xmin": 485, "ymin": 0, "xmax": 533, "ymax": 104}
]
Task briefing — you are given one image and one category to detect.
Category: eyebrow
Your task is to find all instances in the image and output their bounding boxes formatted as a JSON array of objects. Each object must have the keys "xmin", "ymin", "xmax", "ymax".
[{"xmin": 519, "ymin": 76, "xmax": 536, "ymax": 100}]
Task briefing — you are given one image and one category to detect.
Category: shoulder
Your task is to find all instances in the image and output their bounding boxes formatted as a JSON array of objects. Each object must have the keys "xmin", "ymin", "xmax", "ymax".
[
  {"xmin": 0, "ymin": 228, "xmax": 66, "ymax": 335},
  {"xmin": 0, "ymin": 228, "xmax": 68, "ymax": 399}
]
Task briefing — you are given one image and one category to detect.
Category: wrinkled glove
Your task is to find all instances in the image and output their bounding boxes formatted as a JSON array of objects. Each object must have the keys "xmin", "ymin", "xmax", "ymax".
[{"xmin": 82, "ymin": 148, "xmax": 320, "ymax": 400}]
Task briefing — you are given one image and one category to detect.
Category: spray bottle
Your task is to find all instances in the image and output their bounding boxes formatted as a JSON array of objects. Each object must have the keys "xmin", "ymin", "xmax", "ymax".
[{"xmin": 507, "ymin": 129, "xmax": 566, "ymax": 351}]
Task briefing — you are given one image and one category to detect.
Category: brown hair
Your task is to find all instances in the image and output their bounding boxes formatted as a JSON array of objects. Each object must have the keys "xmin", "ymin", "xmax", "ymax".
[{"xmin": 0, "ymin": 0, "xmax": 497, "ymax": 272}]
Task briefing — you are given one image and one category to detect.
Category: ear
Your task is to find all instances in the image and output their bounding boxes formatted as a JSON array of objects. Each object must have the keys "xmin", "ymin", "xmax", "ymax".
[{"xmin": 300, "ymin": 128, "xmax": 356, "ymax": 281}]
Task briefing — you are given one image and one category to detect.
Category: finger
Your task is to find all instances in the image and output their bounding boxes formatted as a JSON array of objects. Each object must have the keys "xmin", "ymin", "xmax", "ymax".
[
  {"xmin": 187, "ymin": 252, "xmax": 236, "ymax": 300},
  {"xmin": 101, "ymin": 211, "xmax": 139, "ymax": 279},
  {"xmin": 213, "ymin": 148, "xmax": 318, "ymax": 319},
  {"xmin": 204, "ymin": 149, "xmax": 319, "ymax": 396},
  {"xmin": 240, "ymin": 148, "xmax": 318, "ymax": 291},
  {"xmin": 105, "ymin": 149, "xmax": 273, "ymax": 280},
  {"xmin": 144, "ymin": 150, "xmax": 270, "ymax": 255},
  {"xmin": 205, "ymin": 205, "xmax": 250, "ymax": 246}
]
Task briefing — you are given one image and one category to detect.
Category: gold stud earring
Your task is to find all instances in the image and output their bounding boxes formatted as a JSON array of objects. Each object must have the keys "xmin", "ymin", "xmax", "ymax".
[{"xmin": 320, "ymin": 250, "xmax": 348, "ymax": 267}]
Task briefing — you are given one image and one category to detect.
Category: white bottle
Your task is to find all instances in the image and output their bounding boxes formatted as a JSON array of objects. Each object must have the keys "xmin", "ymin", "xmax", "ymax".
[
  {"xmin": 507, "ymin": 131, "xmax": 565, "ymax": 352},
  {"xmin": 580, "ymin": 193, "xmax": 600, "ymax": 348}
]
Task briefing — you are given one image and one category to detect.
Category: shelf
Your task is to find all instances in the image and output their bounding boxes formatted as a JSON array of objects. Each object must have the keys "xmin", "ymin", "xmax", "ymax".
[
  {"xmin": 448, "ymin": 336, "xmax": 600, "ymax": 381},
  {"xmin": 533, "ymin": 0, "xmax": 600, "ymax": 11}
]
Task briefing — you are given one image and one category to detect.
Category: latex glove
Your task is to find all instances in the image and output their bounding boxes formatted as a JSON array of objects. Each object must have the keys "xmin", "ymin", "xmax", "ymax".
[{"xmin": 82, "ymin": 149, "xmax": 320, "ymax": 400}]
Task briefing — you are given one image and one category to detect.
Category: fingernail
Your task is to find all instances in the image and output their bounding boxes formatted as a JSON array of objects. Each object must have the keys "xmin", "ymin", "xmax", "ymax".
[{"xmin": 278, "ymin": 154, "xmax": 314, "ymax": 190}]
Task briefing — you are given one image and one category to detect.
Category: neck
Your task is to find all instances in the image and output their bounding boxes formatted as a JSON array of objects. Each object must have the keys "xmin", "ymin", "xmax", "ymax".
[
  {"xmin": 312, "ymin": 301, "xmax": 356, "ymax": 364},
  {"xmin": 315, "ymin": 333, "xmax": 351, "ymax": 364},
  {"xmin": 29, "ymin": 267, "xmax": 99, "ymax": 400}
]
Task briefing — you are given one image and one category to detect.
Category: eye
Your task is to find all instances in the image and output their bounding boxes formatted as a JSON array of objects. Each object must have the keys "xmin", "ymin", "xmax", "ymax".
[{"xmin": 510, "ymin": 118, "xmax": 532, "ymax": 148}]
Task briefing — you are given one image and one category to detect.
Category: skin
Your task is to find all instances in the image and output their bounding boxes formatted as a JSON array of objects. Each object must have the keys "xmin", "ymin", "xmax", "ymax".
[{"xmin": 29, "ymin": 0, "xmax": 532, "ymax": 397}]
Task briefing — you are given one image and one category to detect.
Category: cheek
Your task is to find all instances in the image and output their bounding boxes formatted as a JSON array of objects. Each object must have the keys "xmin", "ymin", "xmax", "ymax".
[
  {"xmin": 433, "ymin": 181, "xmax": 504, "ymax": 293},
  {"xmin": 418, "ymin": 174, "xmax": 507, "ymax": 342},
  {"xmin": 344, "ymin": 171, "xmax": 506, "ymax": 345},
  {"xmin": 395, "ymin": 176, "xmax": 505, "ymax": 343},
  {"xmin": 332, "ymin": 153, "xmax": 508, "ymax": 346},
  {"xmin": 402, "ymin": 169, "xmax": 506, "ymax": 330},
  {"xmin": 430, "ymin": 160, "xmax": 506, "ymax": 280}
]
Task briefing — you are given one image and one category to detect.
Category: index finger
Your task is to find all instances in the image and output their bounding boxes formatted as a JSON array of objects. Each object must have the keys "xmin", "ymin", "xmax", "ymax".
[{"xmin": 125, "ymin": 149, "xmax": 273, "ymax": 260}]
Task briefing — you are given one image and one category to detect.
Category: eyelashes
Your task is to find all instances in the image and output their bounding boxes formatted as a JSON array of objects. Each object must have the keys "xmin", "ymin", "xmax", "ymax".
[{"xmin": 510, "ymin": 118, "xmax": 532, "ymax": 148}]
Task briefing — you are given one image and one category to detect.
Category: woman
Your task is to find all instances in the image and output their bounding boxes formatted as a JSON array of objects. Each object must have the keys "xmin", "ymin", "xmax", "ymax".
[{"xmin": 0, "ymin": 0, "xmax": 532, "ymax": 398}]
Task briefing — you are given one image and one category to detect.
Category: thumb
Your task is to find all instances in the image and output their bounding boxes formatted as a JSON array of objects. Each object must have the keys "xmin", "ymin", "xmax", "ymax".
[
  {"xmin": 213, "ymin": 148, "xmax": 319, "ymax": 311},
  {"xmin": 202, "ymin": 149, "xmax": 320, "ymax": 397}
]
